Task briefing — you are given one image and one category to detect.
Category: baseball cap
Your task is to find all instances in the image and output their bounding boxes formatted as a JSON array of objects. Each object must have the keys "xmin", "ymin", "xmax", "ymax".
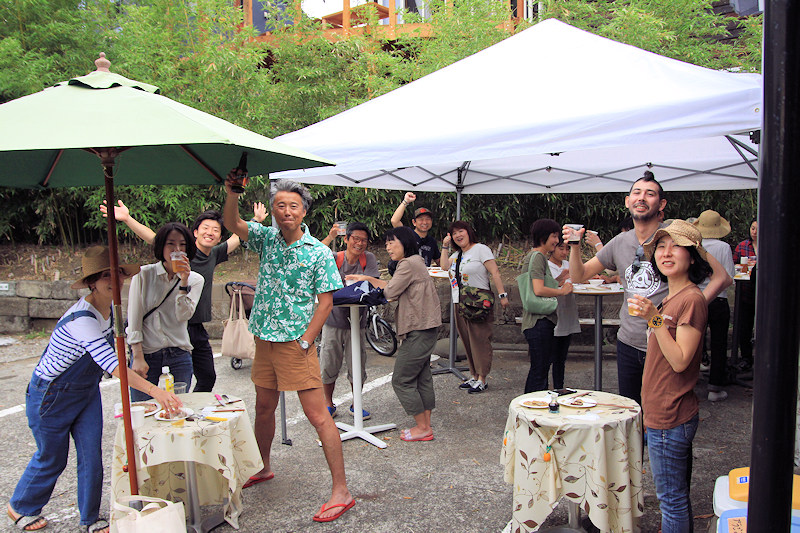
[{"xmin": 413, "ymin": 207, "xmax": 433, "ymax": 219}]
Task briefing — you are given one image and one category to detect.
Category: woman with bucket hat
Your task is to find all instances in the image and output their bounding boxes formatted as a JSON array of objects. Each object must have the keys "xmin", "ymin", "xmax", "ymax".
[
  {"xmin": 7, "ymin": 246, "xmax": 182, "ymax": 533},
  {"xmin": 693, "ymin": 210, "xmax": 735, "ymax": 402},
  {"xmin": 628, "ymin": 220, "xmax": 711, "ymax": 533}
]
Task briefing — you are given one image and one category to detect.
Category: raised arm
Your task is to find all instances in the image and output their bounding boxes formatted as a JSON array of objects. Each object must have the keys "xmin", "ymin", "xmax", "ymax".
[
  {"xmin": 223, "ymin": 176, "xmax": 249, "ymax": 242},
  {"xmin": 702, "ymin": 253, "xmax": 733, "ymax": 303},
  {"xmin": 391, "ymin": 192, "xmax": 415, "ymax": 228},
  {"xmin": 226, "ymin": 201, "xmax": 267, "ymax": 254},
  {"xmin": 100, "ymin": 200, "xmax": 156, "ymax": 244},
  {"xmin": 439, "ymin": 233, "xmax": 453, "ymax": 270},
  {"xmin": 320, "ymin": 224, "xmax": 339, "ymax": 247},
  {"xmin": 562, "ymin": 225, "xmax": 605, "ymax": 282}
]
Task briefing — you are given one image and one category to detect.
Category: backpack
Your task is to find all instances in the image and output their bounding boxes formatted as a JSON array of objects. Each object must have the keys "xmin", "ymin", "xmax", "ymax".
[{"xmin": 336, "ymin": 250, "xmax": 367, "ymax": 270}]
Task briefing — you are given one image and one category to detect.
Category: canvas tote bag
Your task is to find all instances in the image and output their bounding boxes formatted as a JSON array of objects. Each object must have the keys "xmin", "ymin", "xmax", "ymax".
[
  {"xmin": 221, "ymin": 289, "xmax": 255, "ymax": 360},
  {"xmin": 111, "ymin": 496, "xmax": 186, "ymax": 533}
]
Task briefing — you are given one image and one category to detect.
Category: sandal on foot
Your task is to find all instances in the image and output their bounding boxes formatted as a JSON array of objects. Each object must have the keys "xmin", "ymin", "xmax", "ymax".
[
  {"xmin": 400, "ymin": 429, "xmax": 434, "ymax": 441},
  {"xmin": 242, "ymin": 472, "xmax": 275, "ymax": 488},
  {"xmin": 7, "ymin": 506, "xmax": 47, "ymax": 531},
  {"xmin": 87, "ymin": 519, "xmax": 109, "ymax": 533},
  {"xmin": 312, "ymin": 500, "xmax": 355, "ymax": 522}
]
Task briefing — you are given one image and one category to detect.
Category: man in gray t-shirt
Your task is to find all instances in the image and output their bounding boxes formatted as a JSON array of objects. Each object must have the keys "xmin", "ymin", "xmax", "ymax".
[
  {"xmin": 319, "ymin": 222, "xmax": 380, "ymax": 419},
  {"xmin": 565, "ymin": 172, "xmax": 731, "ymax": 406}
]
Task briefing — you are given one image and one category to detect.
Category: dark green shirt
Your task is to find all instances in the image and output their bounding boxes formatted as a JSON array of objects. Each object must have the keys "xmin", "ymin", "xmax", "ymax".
[{"xmin": 189, "ymin": 242, "xmax": 228, "ymax": 324}]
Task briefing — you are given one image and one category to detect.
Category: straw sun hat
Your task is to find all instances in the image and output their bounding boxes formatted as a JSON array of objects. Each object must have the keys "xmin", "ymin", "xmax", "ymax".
[
  {"xmin": 692, "ymin": 209, "xmax": 731, "ymax": 239},
  {"xmin": 643, "ymin": 220, "xmax": 707, "ymax": 261},
  {"xmin": 70, "ymin": 245, "xmax": 140, "ymax": 289}
]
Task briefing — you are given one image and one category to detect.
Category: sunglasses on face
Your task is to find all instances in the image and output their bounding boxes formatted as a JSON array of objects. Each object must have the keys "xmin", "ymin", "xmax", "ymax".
[{"xmin": 632, "ymin": 245, "xmax": 645, "ymax": 273}]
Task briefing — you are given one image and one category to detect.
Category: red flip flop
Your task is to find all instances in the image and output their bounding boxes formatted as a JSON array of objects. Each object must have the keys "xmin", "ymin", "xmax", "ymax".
[
  {"xmin": 400, "ymin": 429, "xmax": 434, "ymax": 442},
  {"xmin": 242, "ymin": 472, "xmax": 274, "ymax": 488},
  {"xmin": 312, "ymin": 500, "xmax": 355, "ymax": 522}
]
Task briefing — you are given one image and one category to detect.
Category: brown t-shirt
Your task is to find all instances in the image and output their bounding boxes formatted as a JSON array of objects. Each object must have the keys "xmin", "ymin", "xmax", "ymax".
[
  {"xmin": 642, "ymin": 284, "xmax": 708, "ymax": 429},
  {"xmin": 383, "ymin": 255, "xmax": 442, "ymax": 338}
]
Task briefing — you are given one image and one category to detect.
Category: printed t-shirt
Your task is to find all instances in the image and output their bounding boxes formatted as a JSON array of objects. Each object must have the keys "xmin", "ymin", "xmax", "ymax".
[
  {"xmin": 447, "ymin": 243, "xmax": 494, "ymax": 303},
  {"xmin": 596, "ymin": 227, "xmax": 667, "ymax": 351},
  {"xmin": 642, "ymin": 284, "xmax": 708, "ymax": 429}
]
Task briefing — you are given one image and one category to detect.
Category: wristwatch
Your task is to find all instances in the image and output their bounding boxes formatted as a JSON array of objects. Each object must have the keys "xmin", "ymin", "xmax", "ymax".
[
  {"xmin": 298, "ymin": 339, "xmax": 310, "ymax": 350},
  {"xmin": 179, "ymin": 286, "xmax": 190, "ymax": 293},
  {"xmin": 498, "ymin": 292, "xmax": 508, "ymax": 299},
  {"xmin": 648, "ymin": 314, "xmax": 664, "ymax": 328}
]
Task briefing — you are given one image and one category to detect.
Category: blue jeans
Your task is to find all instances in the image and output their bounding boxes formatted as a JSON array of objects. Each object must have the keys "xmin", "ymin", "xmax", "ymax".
[
  {"xmin": 131, "ymin": 347, "xmax": 193, "ymax": 401},
  {"xmin": 616, "ymin": 340, "xmax": 646, "ymax": 406},
  {"xmin": 647, "ymin": 414, "xmax": 699, "ymax": 533},
  {"xmin": 11, "ymin": 356, "xmax": 104, "ymax": 526},
  {"xmin": 524, "ymin": 319, "xmax": 555, "ymax": 393}
]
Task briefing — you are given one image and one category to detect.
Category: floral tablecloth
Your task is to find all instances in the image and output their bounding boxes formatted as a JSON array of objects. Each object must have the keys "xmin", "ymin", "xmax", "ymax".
[
  {"xmin": 501, "ymin": 390, "xmax": 643, "ymax": 532},
  {"xmin": 110, "ymin": 393, "xmax": 262, "ymax": 529}
]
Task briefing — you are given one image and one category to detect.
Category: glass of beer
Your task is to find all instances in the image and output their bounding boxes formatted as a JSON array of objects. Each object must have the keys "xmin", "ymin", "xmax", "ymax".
[
  {"xmin": 626, "ymin": 288, "xmax": 649, "ymax": 316},
  {"xmin": 565, "ymin": 224, "xmax": 583, "ymax": 245},
  {"xmin": 170, "ymin": 251, "xmax": 189, "ymax": 273},
  {"xmin": 335, "ymin": 221, "xmax": 348, "ymax": 236}
]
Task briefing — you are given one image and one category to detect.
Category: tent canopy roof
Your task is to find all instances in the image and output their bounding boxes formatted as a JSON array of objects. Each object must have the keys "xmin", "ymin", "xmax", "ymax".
[{"xmin": 275, "ymin": 19, "xmax": 762, "ymax": 193}]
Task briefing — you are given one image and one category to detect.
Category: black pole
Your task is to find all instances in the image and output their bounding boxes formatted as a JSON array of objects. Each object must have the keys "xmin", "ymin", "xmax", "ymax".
[{"xmin": 748, "ymin": 1, "xmax": 800, "ymax": 531}]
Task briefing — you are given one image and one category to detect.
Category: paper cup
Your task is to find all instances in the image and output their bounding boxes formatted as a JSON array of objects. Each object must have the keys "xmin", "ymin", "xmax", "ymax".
[
  {"xmin": 130, "ymin": 406, "xmax": 145, "ymax": 429},
  {"xmin": 173, "ymin": 382, "xmax": 188, "ymax": 394}
]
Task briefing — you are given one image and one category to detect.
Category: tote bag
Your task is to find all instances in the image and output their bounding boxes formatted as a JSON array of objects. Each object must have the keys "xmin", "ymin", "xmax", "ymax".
[
  {"xmin": 516, "ymin": 251, "xmax": 558, "ymax": 315},
  {"xmin": 111, "ymin": 496, "xmax": 186, "ymax": 533},
  {"xmin": 221, "ymin": 289, "xmax": 255, "ymax": 360}
]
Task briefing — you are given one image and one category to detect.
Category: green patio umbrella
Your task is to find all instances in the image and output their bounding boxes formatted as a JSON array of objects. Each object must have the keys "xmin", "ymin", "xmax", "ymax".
[{"xmin": 0, "ymin": 54, "xmax": 334, "ymax": 495}]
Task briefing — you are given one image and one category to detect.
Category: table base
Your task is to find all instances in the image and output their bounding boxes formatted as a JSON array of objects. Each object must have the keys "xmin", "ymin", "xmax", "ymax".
[
  {"xmin": 432, "ymin": 323, "xmax": 467, "ymax": 380},
  {"xmin": 539, "ymin": 502, "xmax": 587, "ymax": 532},
  {"xmin": 184, "ymin": 461, "xmax": 227, "ymax": 533},
  {"xmin": 335, "ymin": 421, "xmax": 396, "ymax": 448}
]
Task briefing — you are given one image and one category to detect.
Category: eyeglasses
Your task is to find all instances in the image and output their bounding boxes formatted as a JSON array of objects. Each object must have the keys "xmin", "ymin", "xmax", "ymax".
[
  {"xmin": 632, "ymin": 245, "xmax": 645, "ymax": 273},
  {"xmin": 348, "ymin": 236, "xmax": 368, "ymax": 244}
]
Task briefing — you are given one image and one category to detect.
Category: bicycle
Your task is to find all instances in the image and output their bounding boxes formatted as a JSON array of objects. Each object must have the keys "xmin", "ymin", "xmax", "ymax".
[{"xmin": 365, "ymin": 304, "xmax": 397, "ymax": 357}]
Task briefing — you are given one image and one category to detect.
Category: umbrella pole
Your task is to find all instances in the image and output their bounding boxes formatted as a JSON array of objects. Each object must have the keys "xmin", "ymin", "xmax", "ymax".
[{"xmin": 102, "ymin": 150, "xmax": 139, "ymax": 495}]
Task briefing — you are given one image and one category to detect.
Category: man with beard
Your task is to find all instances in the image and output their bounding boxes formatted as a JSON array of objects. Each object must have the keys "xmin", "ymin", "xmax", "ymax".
[{"xmin": 565, "ymin": 172, "xmax": 732, "ymax": 406}]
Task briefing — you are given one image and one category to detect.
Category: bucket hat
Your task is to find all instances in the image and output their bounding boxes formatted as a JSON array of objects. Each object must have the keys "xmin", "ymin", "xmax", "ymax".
[
  {"xmin": 693, "ymin": 209, "xmax": 731, "ymax": 239},
  {"xmin": 71, "ymin": 245, "xmax": 140, "ymax": 289},
  {"xmin": 643, "ymin": 220, "xmax": 707, "ymax": 260}
]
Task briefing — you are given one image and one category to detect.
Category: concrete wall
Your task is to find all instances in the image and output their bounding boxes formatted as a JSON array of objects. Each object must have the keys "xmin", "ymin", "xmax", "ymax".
[{"xmin": 0, "ymin": 278, "xmax": 623, "ymax": 348}]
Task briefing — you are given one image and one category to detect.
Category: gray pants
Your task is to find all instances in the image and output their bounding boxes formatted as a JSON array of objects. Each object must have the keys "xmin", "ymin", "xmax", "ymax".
[{"xmin": 392, "ymin": 327, "xmax": 438, "ymax": 416}]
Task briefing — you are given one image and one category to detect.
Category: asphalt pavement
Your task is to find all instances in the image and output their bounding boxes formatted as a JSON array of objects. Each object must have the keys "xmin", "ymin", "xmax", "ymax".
[{"xmin": 0, "ymin": 337, "xmax": 753, "ymax": 532}]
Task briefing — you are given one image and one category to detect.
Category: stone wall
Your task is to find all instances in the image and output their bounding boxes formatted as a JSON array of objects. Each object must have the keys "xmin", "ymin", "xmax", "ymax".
[{"xmin": 0, "ymin": 278, "xmax": 623, "ymax": 348}]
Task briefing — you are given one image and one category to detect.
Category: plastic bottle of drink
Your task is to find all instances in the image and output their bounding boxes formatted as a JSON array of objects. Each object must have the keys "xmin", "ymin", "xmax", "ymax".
[{"xmin": 158, "ymin": 366, "xmax": 174, "ymax": 393}]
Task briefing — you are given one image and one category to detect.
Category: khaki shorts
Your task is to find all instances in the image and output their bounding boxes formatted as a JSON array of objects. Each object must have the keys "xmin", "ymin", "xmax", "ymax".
[{"xmin": 251, "ymin": 338, "xmax": 323, "ymax": 391}]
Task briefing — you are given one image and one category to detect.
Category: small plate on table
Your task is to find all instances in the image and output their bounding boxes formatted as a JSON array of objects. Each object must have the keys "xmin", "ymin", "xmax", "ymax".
[
  {"xmin": 520, "ymin": 397, "xmax": 550, "ymax": 409},
  {"xmin": 132, "ymin": 401, "xmax": 161, "ymax": 417},
  {"xmin": 558, "ymin": 396, "xmax": 597, "ymax": 408},
  {"xmin": 154, "ymin": 407, "xmax": 194, "ymax": 422}
]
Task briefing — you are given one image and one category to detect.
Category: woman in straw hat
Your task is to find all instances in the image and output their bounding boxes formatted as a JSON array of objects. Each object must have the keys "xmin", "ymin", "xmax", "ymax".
[
  {"xmin": 6, "ymin": 246, "xmax": 182, "ymax": 533},
  {"xmin": 629, "ymin": 220, "xmax": 711, "ymax": 533}
]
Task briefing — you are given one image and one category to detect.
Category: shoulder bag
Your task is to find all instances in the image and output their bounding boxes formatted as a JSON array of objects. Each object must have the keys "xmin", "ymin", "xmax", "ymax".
[
  {"xmin": 111, "ymin": 496, "xmax": 186, "ymax": 533},
  {"xmin": 516, "ymin": 251, "xmax": 558, "ymax": 315},
  {"xmin": 455, "ymin": 250, "xmax": 495, "ymax": 322},
  {"xmin": 221, "ymin": 288, "xmax": 256, "ymax": 360}
]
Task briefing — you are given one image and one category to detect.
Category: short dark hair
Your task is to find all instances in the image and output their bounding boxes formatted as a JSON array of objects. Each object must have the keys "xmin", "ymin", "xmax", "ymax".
[
  {"xmin": 650, "ymin": 245, "xmax": 712, "ymax": 284},
  {"xmin": 153, "ymin": 222, "xmax": 196, "ymax": 262},
  {"xmin": 191, "ymin": 210, "xmax": 223, "ymax": 234},
  {"xmin": 529, "ymin": 218, "xmax": 561, "ymax": 247},
  {"xmin": 630, "ymin": 170, "xmax": 664, "ymax": 201},
  {"xmin": 346, "ymin": 221, "xmax": 369, "ymax": 239},
  {"xmin": 448, "ymin": 221, "xmax": 478, "ymax": 250},
  {"xmin": 385, "ymin": 226, "xmax": 418, "ymax": 258},
  {"xmin": 619, "ymin": 216, "xmax": 634, "ymax": 232}
]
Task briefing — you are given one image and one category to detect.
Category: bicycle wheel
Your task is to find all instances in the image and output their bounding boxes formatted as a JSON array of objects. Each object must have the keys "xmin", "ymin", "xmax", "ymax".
[{"xmin": 366, "ymin": 316, "xmax": 398, "ymax": 357}]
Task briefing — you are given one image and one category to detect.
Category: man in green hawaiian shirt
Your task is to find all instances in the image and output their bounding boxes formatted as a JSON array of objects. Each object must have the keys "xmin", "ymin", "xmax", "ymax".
[{"xmin": 224, "ymin": 177, "xmax": 355, "ymax": 522}]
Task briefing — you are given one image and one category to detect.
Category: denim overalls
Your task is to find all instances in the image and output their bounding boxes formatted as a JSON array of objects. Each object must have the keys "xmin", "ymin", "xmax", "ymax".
[{"xmin": 10, "ymin": 310, "xmax": 113, "ymax": 527}]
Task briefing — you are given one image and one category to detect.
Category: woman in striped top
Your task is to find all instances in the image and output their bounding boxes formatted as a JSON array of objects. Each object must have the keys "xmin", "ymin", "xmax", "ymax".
[{"xmin": 7, "ymin": 246, "xmax": 182, "ymax": 533}]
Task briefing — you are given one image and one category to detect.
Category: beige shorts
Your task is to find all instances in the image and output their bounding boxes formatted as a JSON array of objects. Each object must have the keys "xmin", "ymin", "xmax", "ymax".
[{"xmin": 251, "ymin": 338, "xmax": 323, "ymax": 391}]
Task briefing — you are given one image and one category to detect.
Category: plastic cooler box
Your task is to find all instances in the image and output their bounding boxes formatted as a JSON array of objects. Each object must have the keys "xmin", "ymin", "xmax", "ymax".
[
  {"xmin": 713, "ymin": 467, "xmax": 800, "ymax": 518},
  {"xmin": 717, "ymin": 509, "xmax": 800, "ymax": 532}
]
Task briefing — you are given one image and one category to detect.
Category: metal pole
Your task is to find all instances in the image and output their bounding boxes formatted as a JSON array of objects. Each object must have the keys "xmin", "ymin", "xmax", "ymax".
[
  {"xmin": 748, "ymin": 1, "xmax": 800, "ymax": 530},
  {"xmin": 101, "ymin": 151, "xmax": 138, "ymax": 495}
]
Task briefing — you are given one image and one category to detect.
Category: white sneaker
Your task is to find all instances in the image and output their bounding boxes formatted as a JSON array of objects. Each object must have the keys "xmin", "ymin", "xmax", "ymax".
[
  {"xmin": 708, "ymin": 390, "xmax": 728, "ymax": 402},
  {"xmin": 459, "ymin": 378, "xmax": 477, "ymax": 390}
]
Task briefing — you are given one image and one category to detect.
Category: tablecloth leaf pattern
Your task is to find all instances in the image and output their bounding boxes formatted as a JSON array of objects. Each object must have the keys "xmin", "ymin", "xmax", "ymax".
[
  {"xmin": 111, "ymin": 393, "xmax": 263, "ymax": 530},
  {"xmin": 501, "ymin": 391, "xmax": 644, "ymax": 533}
]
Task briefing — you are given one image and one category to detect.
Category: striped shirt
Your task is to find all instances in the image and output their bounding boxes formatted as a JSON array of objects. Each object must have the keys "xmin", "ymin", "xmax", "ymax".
[{"xmin": 34, "ymin": 298, "xmax": 119, "ymax": 380}]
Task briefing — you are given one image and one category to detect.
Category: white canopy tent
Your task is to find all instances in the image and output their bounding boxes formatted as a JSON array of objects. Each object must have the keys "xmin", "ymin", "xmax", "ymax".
[{"xmin": 274, "ymin": 19, "xmax": 762, "ymax": 194}]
